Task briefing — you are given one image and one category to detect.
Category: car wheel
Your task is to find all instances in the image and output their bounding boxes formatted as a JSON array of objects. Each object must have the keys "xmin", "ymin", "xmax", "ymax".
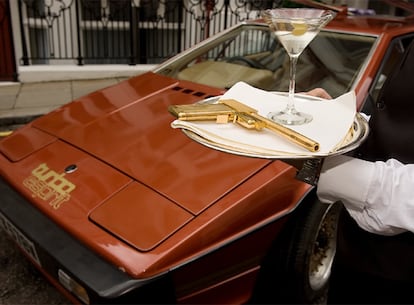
[
  {"xmin": 286, "ymin": 198, "xmax": 342, "ymax": 303},
  {"xmin": 251, "ymin": 194, "xmax": 342, "ymax": 304}
]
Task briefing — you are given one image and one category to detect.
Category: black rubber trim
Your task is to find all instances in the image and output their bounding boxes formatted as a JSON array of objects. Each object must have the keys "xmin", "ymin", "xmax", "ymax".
[{"xmin": 0, "ymin": 177, "xmax": 167, "ymax": 301}]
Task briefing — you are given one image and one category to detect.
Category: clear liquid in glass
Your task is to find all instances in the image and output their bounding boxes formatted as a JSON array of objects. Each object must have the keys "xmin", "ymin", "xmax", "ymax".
[{"xmin": 262, "ymin": 9, "xmax": 335, "ymax": 125}]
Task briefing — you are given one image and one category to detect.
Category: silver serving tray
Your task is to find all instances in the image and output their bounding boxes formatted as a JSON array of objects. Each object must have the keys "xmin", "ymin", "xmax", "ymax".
[{"xmin": 180, "ymin": 95, "xmax": 369, "ymax": 159}]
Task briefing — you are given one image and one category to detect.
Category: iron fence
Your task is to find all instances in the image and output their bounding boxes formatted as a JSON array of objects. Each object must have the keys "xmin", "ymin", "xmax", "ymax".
[{"xmin": 18, "ymin": 0, "xmax": 285, "ymax": 65}]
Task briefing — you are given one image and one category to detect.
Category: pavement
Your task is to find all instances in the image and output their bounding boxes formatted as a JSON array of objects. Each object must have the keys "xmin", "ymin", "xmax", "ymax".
[{"xmin": 0, "ymin": 77, "xmax": 129, "ymax": 129}]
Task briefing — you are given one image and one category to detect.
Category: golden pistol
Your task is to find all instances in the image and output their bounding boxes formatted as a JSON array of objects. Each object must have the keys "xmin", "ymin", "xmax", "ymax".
[{"xmin": 168, "ymin": 99, "xmax": 320, "ymax": 152}]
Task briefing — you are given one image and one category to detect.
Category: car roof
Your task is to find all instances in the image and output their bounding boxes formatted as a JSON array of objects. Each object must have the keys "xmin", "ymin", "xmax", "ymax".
[
  {"xmin": 293, "ymin": 0, "xmax": 414, "ymax": 22},
  {"xmin": 325, "ymin": 16, "xmax": 413, "ymax": 37},
  {"xmin": 255, "ymin": 1, "xmax": 414, "ymax": 38},
  {"xmin": 289, "ymin": 0, "xmax": 414, "ymax": 36}
]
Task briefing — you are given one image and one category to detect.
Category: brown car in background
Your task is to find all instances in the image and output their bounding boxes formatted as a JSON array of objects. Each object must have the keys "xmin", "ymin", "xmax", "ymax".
[{"xmin": 1, "ymin": 2, "xmax": 414, "ymax": 304}]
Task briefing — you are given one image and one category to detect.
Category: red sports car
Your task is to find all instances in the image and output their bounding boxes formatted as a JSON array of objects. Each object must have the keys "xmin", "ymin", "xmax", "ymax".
[{"xmin": 1, "ymin": 2, "xmax": 414, "ymax": 304}]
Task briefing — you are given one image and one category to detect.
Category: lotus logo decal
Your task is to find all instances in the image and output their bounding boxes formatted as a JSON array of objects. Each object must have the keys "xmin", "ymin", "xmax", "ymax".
[{"xmin": 23, "ymin": 163, "xmax": 76, "ymax": 209}]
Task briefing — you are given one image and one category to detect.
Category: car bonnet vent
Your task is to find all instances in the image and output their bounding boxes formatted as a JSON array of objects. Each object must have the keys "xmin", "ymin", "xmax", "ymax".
[{"xmin": 171, "ymin": 86, "xmax": 215, "ymax": 99}]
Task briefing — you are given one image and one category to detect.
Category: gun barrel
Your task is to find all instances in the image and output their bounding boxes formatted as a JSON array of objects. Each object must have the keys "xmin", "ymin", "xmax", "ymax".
[
  {"xmin": 251, "ymin": 112, "xmax": 319, "ymax": 152},
  {"xmin": 220, "ymin": 99, "xmax": 320, "ymax": 152}
]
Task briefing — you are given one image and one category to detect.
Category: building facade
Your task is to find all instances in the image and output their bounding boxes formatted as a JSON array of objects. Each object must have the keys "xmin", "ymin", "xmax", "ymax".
[{"xmin": 1, "ymin": 0, "xmax": 371, "ymax": 82}]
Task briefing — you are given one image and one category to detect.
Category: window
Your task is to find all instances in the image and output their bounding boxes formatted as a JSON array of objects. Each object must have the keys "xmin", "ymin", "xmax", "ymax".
[
  {"xmin": 362, "ymin": 34, "xmax": 414, "ymax": 114},
  {"xmin": 158, "ymin": 24, "xmax": 377, "ymax": 95}
]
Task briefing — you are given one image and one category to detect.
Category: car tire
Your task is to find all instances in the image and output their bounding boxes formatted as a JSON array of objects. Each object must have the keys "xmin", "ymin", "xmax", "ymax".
[{"xmin": 251, "ymin": 193, "xmax": 343, "ymax": 304}]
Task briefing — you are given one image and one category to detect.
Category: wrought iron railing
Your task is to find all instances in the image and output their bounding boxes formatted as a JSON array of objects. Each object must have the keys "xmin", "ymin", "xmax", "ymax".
[{"xmin": 18, "ymin": 0, "xmax": 285, "ymax": 66}]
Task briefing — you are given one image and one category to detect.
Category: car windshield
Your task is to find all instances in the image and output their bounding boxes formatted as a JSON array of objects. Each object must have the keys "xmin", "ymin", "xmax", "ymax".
[{"xmin": 156, "ymin": 23, "xmax": 377, "ymax": 98}]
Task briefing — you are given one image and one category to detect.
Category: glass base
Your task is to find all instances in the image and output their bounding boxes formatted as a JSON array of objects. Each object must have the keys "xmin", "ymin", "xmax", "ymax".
[{"xmin": 268, "ymin": 110, "xmax": 313, "ymax": 125}]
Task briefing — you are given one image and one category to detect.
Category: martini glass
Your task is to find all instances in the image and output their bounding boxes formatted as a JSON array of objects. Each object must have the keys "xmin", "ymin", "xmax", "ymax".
[{"xmin": 262, "ymin": 8, "xmax": 335, "ymax": 125}]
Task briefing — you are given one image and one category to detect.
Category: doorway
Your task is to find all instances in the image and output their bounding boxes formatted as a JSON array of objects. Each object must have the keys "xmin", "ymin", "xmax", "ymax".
[{"xmin": 0, "ymin": 0, "xmax": 17, "ymax": 81}]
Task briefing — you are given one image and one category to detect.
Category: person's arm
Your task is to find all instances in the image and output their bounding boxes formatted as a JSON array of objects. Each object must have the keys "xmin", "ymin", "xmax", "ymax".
[
  {"xmin": 317, "ymin": 155, "xmax": 414, "ymax": 235},
  {"xmin": 302, "ymin": 88, "xmax": 332, "ymax": 99}
]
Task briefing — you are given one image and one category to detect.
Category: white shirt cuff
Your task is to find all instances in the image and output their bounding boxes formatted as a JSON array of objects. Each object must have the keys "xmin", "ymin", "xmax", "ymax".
[{"xmin": 317, "ymin": 155, "xmax": 374, "ymax": 210}]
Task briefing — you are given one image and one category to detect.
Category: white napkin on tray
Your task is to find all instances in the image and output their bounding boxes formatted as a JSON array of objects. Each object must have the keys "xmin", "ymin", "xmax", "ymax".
[{"xmin": 171, "ymin": 81, "xmax": 356, "ymax": 156}]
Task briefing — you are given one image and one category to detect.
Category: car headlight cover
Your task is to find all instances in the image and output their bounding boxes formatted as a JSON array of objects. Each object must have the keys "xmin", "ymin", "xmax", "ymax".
[{"xmin": 58, "ymin": 269, "xmax": 90, "ymax": 304}]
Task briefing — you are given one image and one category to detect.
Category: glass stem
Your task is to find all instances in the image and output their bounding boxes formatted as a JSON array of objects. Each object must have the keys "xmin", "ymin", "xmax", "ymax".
[{"xmin": 287, "ymin": 55, "xmax": 298, "ymax": 114}]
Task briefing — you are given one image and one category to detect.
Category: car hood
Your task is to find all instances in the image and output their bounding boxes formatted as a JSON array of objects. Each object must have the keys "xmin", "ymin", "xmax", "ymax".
[{"xmin": 0, "ymin": 73, "xmax": 284, "ymax": 264}]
